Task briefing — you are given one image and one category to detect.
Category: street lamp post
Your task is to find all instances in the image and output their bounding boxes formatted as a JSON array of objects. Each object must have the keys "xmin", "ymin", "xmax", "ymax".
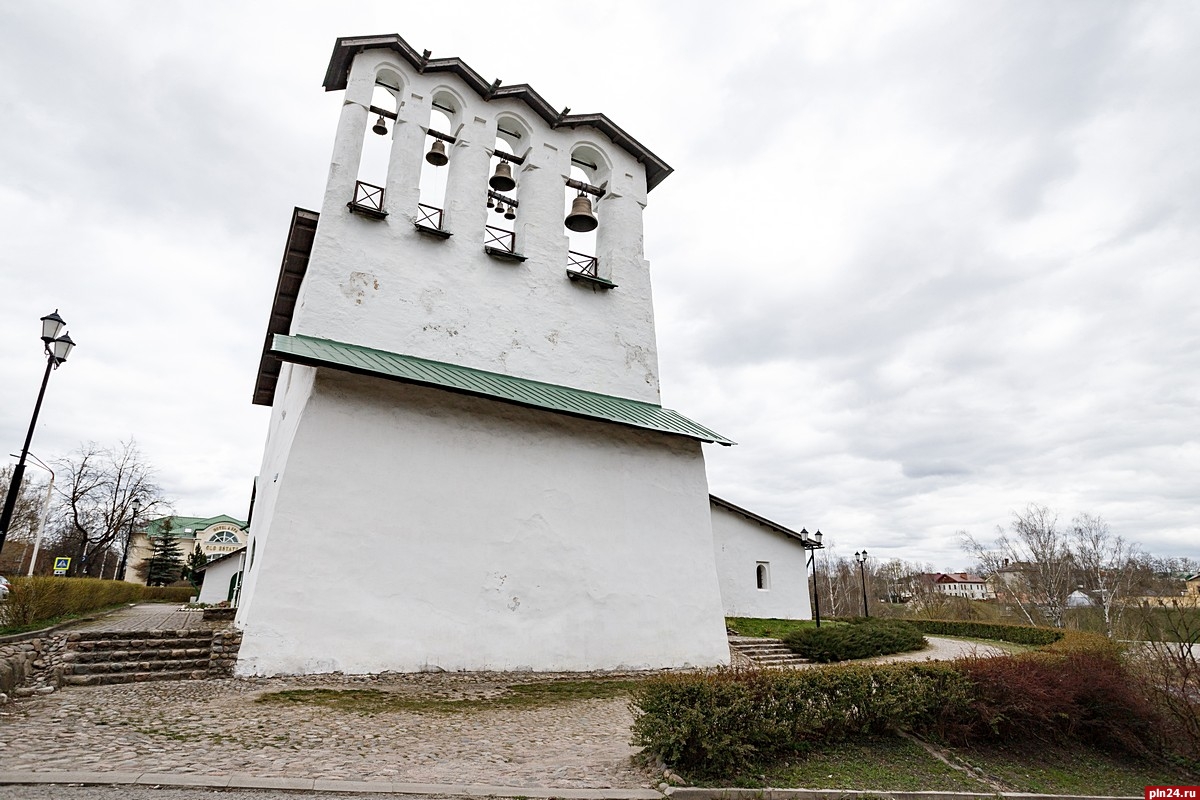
[
  {"xmin": 799, "ymin": 528, "xmax": 826, "ymax": 627},
  {"xmin": 0, "ymin": 311, "xmax": 76, "ymax": 558},
  {"xmin": 855, "ymin": 549, "xmax": 870, "ymax": 617},
  {"xmin": 117, "ymin": 497, "xmax": 141, "ymax": 582}
]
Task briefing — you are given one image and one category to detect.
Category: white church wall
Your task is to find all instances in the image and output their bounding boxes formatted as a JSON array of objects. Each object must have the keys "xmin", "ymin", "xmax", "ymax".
[
  {"xmin": 711, "ymin": 502, "xmax": 811, "ymax": 620},
  {"xmin": 289, "ymin": 49, "xmax": 662, "ymax": 404},
  {"xmin": 235, "ymin": 369, "xmax": 730, "ymax": 676},
  {"xmin": 236, "ymin": 362, "xmax": 316, "ymax": 629}
]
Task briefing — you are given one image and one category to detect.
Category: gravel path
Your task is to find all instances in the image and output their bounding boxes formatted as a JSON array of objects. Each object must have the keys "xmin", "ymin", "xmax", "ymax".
[{"xmin": 865, "ymin": 635, "xmax": 1005, "ymax": 663}]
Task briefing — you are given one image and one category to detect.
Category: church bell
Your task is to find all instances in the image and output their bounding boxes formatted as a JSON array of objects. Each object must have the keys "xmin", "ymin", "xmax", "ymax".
[
  {"xmin": 372, "ymin": 115, "xmax": 389, "ymax": 136},
  {"xmin": 564, "ymin": 193, "xmax": 598, "ymax": 232},
  {"xmin": 425, "ymin": 140, "xmax": 449, "ymax": 166},
  {"xmin": 489, "ymin": 161, "xmax": 516, "ymax": 192}
]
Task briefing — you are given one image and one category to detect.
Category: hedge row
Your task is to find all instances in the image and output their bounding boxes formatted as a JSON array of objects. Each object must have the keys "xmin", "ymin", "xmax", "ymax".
[
  {"xmin": 631, "ymin": 663, "xmax": 971, "ymax": 776},
  {"xmin": 782, "ymin": 618, "xmax": 926, "ymax": 662},
  {"xmin": 631, "ymin": 642, "xmax": 1162, "ymax": 777},
  {"xmin": 905, "ymin": 618, "xmax": 1064, "ymax": 646},
  {"xmin": 0, "ymin": 576, "xmax": 193, "ymax": 632}
]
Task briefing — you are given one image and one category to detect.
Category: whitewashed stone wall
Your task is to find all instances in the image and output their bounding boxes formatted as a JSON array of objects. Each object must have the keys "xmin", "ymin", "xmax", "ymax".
[
  {"xmin": 235, "ymin": 370, "xmax": 730, "ymax": 676},
  {"xmin": 711, "ymin": 501, "xmax": 811, "ymax": 620}
]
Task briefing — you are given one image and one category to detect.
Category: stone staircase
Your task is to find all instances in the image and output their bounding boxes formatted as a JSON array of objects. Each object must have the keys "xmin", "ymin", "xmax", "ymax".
[
  {"xmin": 728, "ymin": 635, "xmax": 810, "ymax": 668},
  {"xmin": 59, "ymin": 629, "xmax": 237, "ymax": 686}
]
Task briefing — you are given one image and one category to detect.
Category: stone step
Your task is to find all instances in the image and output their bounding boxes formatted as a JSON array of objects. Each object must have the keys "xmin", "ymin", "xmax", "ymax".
[
  {"xmin": 66, "ymin": 642, "xmax": 211, "ymax": 657},
  {"xmin": 729, "ymin": 642, "xmax": 796, "ymax": 657},
  {"xmin": 64, "ymin": 658, "xmax": 211, "ymax": 676},
  {"xmin": 66, "ymin": 645, "xmax": 212, "ymax": 661},
  {"xmin": 63, "ymin": 669, "xmax": 208, "ymax": 686},
  {"xmin": 729, "ymin": 635, "xmax": 810, "ymax": 667},
  {"xmin": 72, "ymin": 629, "xmax": 214, "ymax": 643},
  {"xmin": 71, "ymin": 634, "xmax": 213, "ymax": 648},
  {"xmin": 735, "ymin": 642, "xmax": 795, "ymax": 652}
]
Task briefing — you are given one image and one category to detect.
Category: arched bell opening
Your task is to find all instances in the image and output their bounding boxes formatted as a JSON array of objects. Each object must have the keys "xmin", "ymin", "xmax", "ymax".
[
  {"xmin": 417, "ymin": 95, "xmax": 458, "ymax": 231},
  {"xmin": 351, "ymin": 72, "xmax": 402, "ymax": 216},
  {"xmin": 484, "ymin": 116, "xmax": 528, "ymax": 256}
]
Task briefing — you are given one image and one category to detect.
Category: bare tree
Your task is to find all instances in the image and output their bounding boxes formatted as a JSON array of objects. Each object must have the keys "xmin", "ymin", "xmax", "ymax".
[
  {"xmin": 1071, "ymin": 513, "xmax": 1141, "ymax": 637},
  {"xmin": 52, "ymin": 441, "xmax": 169, "ymax": 577},
  {"xmin": 963, "ymin": 504, "xmax": 1074, "ymax": 627}
]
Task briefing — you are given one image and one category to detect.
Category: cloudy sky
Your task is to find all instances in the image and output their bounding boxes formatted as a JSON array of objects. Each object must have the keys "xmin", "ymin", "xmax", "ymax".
[{"xmin": 1, "ymin": 1, "xmax": 1196, "ymax": 570}]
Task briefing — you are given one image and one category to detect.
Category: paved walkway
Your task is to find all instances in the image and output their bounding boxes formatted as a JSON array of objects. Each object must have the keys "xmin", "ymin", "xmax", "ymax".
[{"xmin": 61, "ymin": 602, "xmax": 222, "ymax": 632}]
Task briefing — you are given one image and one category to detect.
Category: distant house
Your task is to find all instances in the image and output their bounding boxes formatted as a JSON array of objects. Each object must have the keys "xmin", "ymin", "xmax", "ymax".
[
  {"xmin": 986, "ymin": 560, "xmax": 1032, "ymax": 600},
  {"xmin": 709, "ymin": 495, "xmax": 812, "ymax": 621},
  {"xmin": 1187, "ymin": 573, "xmax": 1200, "ymax": 597},
  {"xmin": 931, "ymin": 572, "xmax": 991, "ymax": 600},
  {"xmin": 124, "ymin": 514, "xmax": 248, "ymax": 583},
  {"xmin": 1066, "ymin": 589, "xmax": 1095, "ymax": 608}
]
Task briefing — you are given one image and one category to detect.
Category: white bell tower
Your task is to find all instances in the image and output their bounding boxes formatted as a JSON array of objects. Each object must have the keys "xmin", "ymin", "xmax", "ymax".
[
  {"xmin": 237, "ymin": 35, "xmax": 733, "ymax": 676},
  {"xmin": 287, "ymin": 36, "xmax": 674, "ymax": 403}
]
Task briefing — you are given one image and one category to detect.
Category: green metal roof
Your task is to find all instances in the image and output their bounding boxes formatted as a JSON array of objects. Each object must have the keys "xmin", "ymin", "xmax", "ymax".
[
  {"xmin": 270, "ymin": 334, "xmax": 735, "ymax": 446},
  {"xmin": 145, "ymin": 515, "xmax": 248, "ymax": 537}
]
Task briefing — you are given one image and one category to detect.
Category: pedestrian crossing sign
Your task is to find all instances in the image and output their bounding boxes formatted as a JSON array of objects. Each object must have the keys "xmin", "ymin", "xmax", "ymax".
[{"xmin": 53, "ymin": 556, "xmax": 70, "ymax": 575}]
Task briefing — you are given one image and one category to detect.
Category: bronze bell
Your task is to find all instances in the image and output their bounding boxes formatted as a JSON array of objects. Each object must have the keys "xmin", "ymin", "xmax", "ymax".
[
  {"xmin": 487, "ymin": 195, "xmax": 495, "ymax": 209},
  {"xmin": 372, "ymin": 115, "xmax": 388, "ymax": 136},
  {"xmin": 494, "ymin": 201, "xmax": 506, "ymax": 215},
  {"xmin": 564, "ymin": 193, "xmax": 598, "ymax": 232},
  {"xmin": 504, "ymin": 204, "xmax": 516, "ymax": 221},
  {"xmin": 425, "ymin": 140, "xmax": 449, "ymax": 166},
  {"xmin": 489, "ymin": 161, "xmax": 516, "ymax": 191}
]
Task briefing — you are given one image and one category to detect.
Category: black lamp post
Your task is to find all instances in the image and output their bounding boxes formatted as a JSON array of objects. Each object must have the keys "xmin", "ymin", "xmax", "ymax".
[
  {"xmin": 799, "ymin": 527, "xmax": 825, "ymax": 627},
  {"xmin": 0, "ymin": 311, "xmax": 76, "ymax": 558},
  {"xmin": 117, "ymin": 497, "xmax": 141, "ymax": 582},
  {"xmin": 855, "ymin": 549, "xmax": 870, "ymax": 617}
]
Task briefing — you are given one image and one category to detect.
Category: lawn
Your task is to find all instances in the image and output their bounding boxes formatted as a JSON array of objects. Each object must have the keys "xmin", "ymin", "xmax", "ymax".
[
  {"xmin": 696, "ymin": 735, "xmax": 1183, "ymax": 795},
  {"xmin": 726, "ymin": 616, "xmax": 840, "ymax": 638}
]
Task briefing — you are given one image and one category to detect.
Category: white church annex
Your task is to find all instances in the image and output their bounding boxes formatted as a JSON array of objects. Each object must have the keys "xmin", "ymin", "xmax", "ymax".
[
  {"xmin": 236, "ymin": 34, "xmax": 736, "ymax": 675},
  {"xmin": 709, "ymin": 495, "xmax": 813, "ymax": 621}
]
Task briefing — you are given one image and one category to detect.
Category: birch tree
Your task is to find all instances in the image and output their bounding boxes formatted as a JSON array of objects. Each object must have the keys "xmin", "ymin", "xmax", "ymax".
[
  {"xmin": 1071, "ymin": 513, "xmax": 1140, "ymax": 637},
  {"xmin": 963, "ymin": 504, "xmax": 1074, "ymax": 627}
]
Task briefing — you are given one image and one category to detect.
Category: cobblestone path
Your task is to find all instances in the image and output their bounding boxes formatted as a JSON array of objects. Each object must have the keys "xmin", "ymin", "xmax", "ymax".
[{"xmin": 0, "ymin": 671, "xmax": 656, "ymax": 789}]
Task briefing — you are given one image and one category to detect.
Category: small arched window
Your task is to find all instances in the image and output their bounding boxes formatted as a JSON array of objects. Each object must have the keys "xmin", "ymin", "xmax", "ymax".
[{"xmin": 756, "ymin": 562, "xmax": 770, "ymax": 591}]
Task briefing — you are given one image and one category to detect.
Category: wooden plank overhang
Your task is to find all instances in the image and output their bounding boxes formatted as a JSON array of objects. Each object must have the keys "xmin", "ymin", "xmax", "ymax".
[{"xmin": 252, "ymin": 208, "xmax": 319, "ymax": 406}]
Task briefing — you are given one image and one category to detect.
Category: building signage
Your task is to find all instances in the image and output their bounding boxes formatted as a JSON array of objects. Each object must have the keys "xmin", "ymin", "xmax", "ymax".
[{"xmin": 53, "ymin": 556, "xmax": 71, "ymax": 575}]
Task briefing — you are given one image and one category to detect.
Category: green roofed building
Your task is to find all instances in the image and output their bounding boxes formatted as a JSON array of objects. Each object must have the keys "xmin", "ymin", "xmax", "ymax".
[{"xmin": 123, "ymin": 514, "xmax": 247, "ymax": 584}]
